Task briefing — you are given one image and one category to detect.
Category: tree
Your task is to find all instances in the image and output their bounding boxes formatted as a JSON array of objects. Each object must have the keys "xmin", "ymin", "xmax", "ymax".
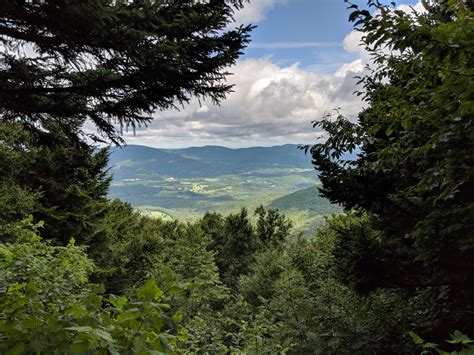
[
  {"xmin": 305, "ymin": 0, "xmax": 474, "ymax": 341},
  {"xmin": 87, "ymin": 199, "xmax": 167, "ymax": 293},
  {"xmin": 0, "ymin": 123, "xmax": 39, "ymax": 239},
  {"xmin": 238, "ymin": 219, "xmax": 425, "ymax": 354},
  {"xmin": 0, "ymin": 0, "xmax": 252, "ymax": 143},
  {"xmin": 255, "ymin": 205, "xmax": 292, "ymax": 247},
  {"xmin": 217, "ymin": 208, "xmax": 257, "ymax": 288},
  {"xmin": 201, "ymin": 207, "xmax": 293, "ymax": 289},
  {"xmin": 0, "ymin": 121, "xmax": 111, "ymax": 245}
]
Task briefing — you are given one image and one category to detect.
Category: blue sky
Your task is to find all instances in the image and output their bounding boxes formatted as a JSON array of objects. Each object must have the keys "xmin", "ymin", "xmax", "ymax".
[
  {"xmin": 122, "ymin": 0, "xmax": 421, "ymax": 148},
  {"xmin": 243, "ymin": 0, "xmax": 358, "ymax": 71}
]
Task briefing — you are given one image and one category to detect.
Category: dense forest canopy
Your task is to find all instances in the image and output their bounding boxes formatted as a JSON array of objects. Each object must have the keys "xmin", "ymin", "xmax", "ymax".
[{"xmin": 1, "ymin": 0, "xmax": 473, "ymax": 353}]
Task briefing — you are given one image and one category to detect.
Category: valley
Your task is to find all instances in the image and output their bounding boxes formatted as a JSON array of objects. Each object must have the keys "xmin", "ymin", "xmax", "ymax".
[{"xmin": 108, "ymin": 144, "xmax": 340, "ymax": 235}]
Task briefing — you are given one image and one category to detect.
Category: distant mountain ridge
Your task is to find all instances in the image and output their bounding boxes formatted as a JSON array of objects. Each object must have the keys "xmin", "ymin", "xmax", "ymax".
[
  {"xmin": 108, "ymin": 144, "xmax": 314, "ymax": 179},
  {"xmin": 107, "ymin": 144, "xmax": 340, "ymax": 234}
]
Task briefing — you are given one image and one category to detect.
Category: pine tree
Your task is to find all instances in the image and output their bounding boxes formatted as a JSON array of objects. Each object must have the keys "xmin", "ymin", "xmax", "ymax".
[
  {"xmin": 0, "ymin": 121, "xmax": 110, "ymax": 244},
  {"xmin": 0, "ymin": 0, "xmax": 252, "ymax": 143}
]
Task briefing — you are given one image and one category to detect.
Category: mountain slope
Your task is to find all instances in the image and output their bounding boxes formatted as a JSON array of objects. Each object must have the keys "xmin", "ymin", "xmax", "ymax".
[
  {"xmin": 269, "ymin": 186, "xmax": 339, "ymax": 214},
  {"xmin": 109, "ymin": 144, "xmax": 313, "ymax": 179}
]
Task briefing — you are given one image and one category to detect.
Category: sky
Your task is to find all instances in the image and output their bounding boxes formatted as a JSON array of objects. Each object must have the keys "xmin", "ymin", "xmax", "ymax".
[{"xmin": 121, "ymin": 0, "xmax": 421, "ymax": 148}]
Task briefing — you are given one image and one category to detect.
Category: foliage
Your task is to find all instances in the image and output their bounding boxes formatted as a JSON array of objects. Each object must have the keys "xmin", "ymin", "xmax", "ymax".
[
  {"xmin": 200, "ymin": 207, "xmax": 292, "ymax": 289},
  {"xmin": 0, "ymin": 219, "xmax": 185, "ymax": 353},
  {"xmin": 87, "ymin": 199, "xmax": 167, "ymax": 294},
  {"xmin": 0, "ymin": 0, "xmax": 252, "ymax": 143},
  {"xmin": 235, "ymin": 213, "xmax": 439, "ymax": 353},
  {"xmin": 239, "ymin": 247, "xmax": 290, "ymax": 307},
  {"xmin": 0, "ymin": 121, "xmax": 110, "ymax": 245},
  {"xmin": 303, "ymin": 0, "xmax": 474, "ymax": 342},
  {"xmin": 153, "ymin": 222, "xmax": 230, "ymax": 315},
  {"xmin": 4, "ymin": 0, "xmax": 473, "ymax": 352},
  {"xmin": 0, "ymin": 185, "xmax": 37, "ymax": 241},
  {"xmin": 410, "ymin": 330, "xmax": 474, "ymax": 355},
  {"xmin": 69, "ymin": 198, "xmax": 229, "ymax": 350},
  {"xmin": 255, "ymin": 205, "xmax": 293, "ymax": 247}
]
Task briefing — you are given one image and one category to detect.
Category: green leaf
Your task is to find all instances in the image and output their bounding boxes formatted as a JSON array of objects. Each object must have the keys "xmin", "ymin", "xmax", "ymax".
[
  {"xmin": 66, "ymin": 326, "xmax": 94, "ymax": 333},
  {"xmin": 167, "ymin": 286, "xmax": 185, "ymax": 296},
  {"xmin": 447, "ymin": 330, "xmax": 473, "ymax": 344},
  {"xmin": 68, "ymin": 341, "xmax": 90, "ymax": 353},
  {"xmin": 133, "ymin": 337, "xmax": 147, "ymax": 352},
  {"xmin": 172, "ymin": 312, "xmax": 183, "ymax": 323},
  {"xmin": 93, "ymin": 329, "xmax": 115, "ymax": 343},
  {"xmin": 109, "ymin": 294, "xmax": 128, "ymax": 310},
  {"xmin": 409, "ymin": 331, "xmax": 424, "ymax": 345},
  {"xmin": 138, "ymin": 279, "xmax": 162, "ymax": 301}
]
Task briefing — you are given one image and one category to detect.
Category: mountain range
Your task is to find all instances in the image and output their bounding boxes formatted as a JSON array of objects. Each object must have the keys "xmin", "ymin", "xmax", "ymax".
[
  {"xmin": 107, "ymin": 144, "xmax": 340, "ymax": 234},
  {"xmin": 108, "ymin": 144, "xmax": 313, "ymax": 180}
]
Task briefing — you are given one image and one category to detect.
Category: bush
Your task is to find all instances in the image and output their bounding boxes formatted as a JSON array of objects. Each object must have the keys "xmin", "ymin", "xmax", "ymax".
[{"xmin": 0, "ymin": 219, "xmax": 186, "ymax": 353}]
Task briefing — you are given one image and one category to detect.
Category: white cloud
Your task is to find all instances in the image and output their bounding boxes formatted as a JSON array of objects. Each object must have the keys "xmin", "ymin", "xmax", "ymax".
[
  {"xmin": 233, "ymin": 0, "xmax": 287, "ymax": 24},
  {"xmin": 121, "ymin": 57, "xmax": 365, "ymax": 148},
  {"xmin": 114, "ymin": 1, "xmax": 426, "ymax": 148},
  {"xmin": 343, "ymin": 30, "xmax": 364, "ymax": 54},
  {"xmin": 335, "ymin": 59, "xmax": 364, "ymax": 78}
]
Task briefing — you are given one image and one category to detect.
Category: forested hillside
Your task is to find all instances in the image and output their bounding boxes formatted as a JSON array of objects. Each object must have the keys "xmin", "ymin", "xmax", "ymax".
[{"xmin": 1, "ymin": 0, "xmax": 473, "ymax": 354}]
